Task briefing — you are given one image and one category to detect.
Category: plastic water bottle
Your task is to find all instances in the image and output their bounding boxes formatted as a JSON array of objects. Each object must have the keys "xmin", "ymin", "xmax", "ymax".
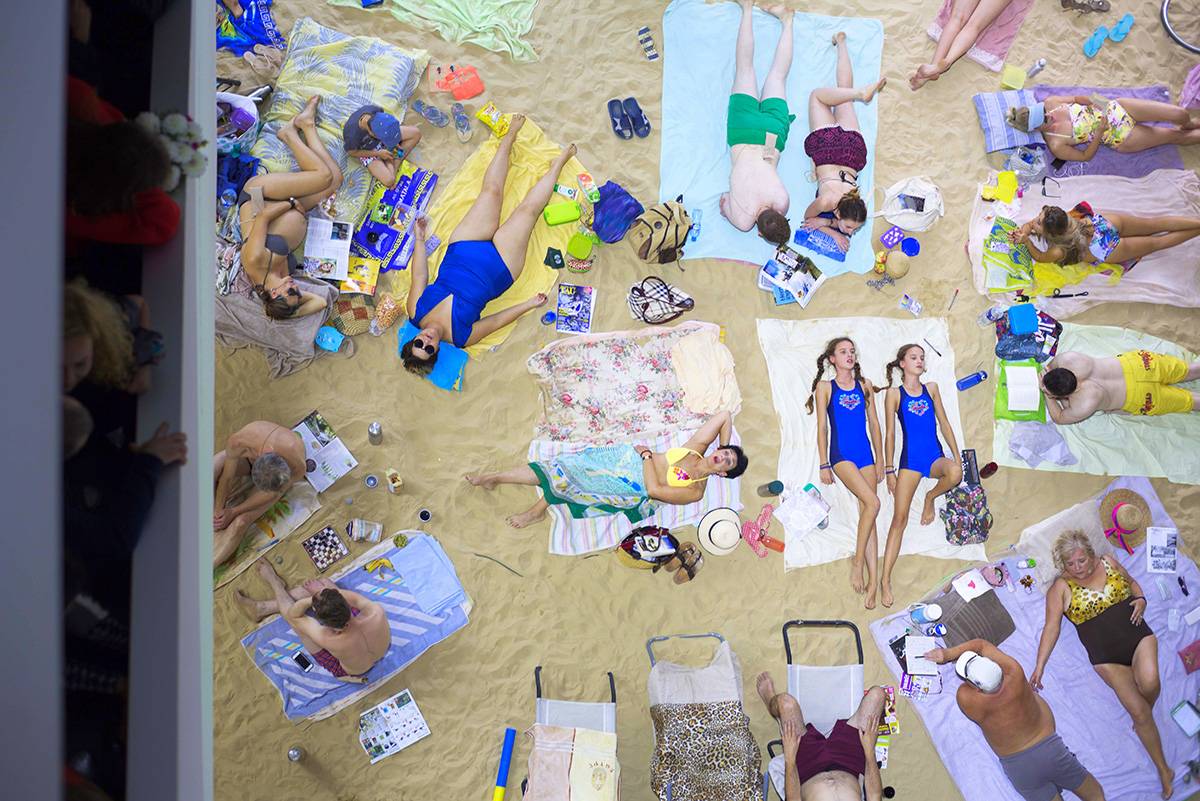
[
  {"xmin": 219, "ymin": 188, "xmax": 237, "ymax": 211},
  {"xmin": 688, "ymin": 208, "xmax": 702, "ymax": 243},
  {"xmin": 977, "ymin": 305, "xmax": 1006, "ymax": 327},
  {"xmin": 756, "ymin": 480, "xmax": 784, "ymax": 497},
  {"xmin": 956, "ymin": 371, "xmax": 988, "ymax": 391},
  {"xmin": 1026, "ymin": 58, "xmax": 1047, "ymax": 80}
]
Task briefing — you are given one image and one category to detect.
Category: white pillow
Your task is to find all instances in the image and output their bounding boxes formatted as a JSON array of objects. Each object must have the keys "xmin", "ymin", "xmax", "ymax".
[{"xmin": 1013, "ymin": 494, "xmax": 1114, "ymax": 592}]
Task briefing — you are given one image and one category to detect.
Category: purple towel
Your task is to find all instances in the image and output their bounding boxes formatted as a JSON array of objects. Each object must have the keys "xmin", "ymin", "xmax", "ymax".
[{"xmin": 1033, "ymin": 85, "xmax": 1185, "ymax": 179}]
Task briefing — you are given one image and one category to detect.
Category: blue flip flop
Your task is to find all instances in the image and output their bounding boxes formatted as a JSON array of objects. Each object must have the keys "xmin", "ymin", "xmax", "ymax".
[
  {"xmin": 412, "ymin": 99, "xmax": 449, "ymax": 128},
  {"xmin": 1108, "ymin": 12, "xmax": 1134, "ymax": 42},
  {"xmin": 1083, "ymin": 25, "xmax": 1108, "ymax": 58},
  {"xmin": 607, "ymin": 98, "xmax": 633, "ymax": 140},
  {"xmin": 622, "ymin": 97, "xmax": 652, "ymax": 138}
]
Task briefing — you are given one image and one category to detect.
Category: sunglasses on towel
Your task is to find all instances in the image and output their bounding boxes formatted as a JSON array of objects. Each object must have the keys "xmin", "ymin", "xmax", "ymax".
[{"xmin": 412, "ymin": 338, "xmax": 435, "ymax": 354}]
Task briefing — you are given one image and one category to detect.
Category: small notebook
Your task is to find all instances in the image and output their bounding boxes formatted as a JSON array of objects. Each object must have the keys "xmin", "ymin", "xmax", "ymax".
[
  {"xmin": 1005, "ymin": 365, "xmax": 1041, "ymax": 412},
  {"xmin": 904, "ymin": 636, "xmax": 938, "ymax": 676}
]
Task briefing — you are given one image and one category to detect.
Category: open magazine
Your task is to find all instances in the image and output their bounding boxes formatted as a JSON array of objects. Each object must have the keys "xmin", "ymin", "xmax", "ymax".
[
  {"xmin": 758, "ymin": 246, "xmax": 826, "ymax": 307},
  {"xmin": 292, "ymin": 410, "xmax": 357, "ymax": 493},
  {"xmin": 302, "ymin": 217, "xmax": 353, "ymax": 280}
]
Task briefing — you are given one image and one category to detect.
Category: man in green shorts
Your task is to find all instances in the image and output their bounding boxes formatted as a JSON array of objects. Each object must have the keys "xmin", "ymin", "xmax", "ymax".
[{"xmin": 719, "ymin": 2, "xmax": 796, "ymax": 246}]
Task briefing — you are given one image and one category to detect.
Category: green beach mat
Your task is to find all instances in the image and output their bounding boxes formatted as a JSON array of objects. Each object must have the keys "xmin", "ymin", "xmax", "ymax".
[{"xmin": 329, "ymin": 0, "xmax": 539, "ymax": 62}]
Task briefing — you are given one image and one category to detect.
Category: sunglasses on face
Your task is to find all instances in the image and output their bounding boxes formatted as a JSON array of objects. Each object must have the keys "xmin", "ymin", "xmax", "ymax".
[{"xmin": 412, "ymin": 338, "xmax": 435, "ymax": 354}]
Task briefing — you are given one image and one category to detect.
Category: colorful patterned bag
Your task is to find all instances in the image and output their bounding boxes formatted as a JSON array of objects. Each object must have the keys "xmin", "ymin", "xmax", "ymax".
[{"xmin": 940, "ymin": 485, "xmax": 993, "ymax": 546}]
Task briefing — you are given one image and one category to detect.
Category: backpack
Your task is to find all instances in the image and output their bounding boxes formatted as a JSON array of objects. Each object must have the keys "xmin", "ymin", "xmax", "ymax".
[
  {"xmin": 628, "ymin": 197, "xmax": 691, "ymax": 266},
  {"xmin": 940, "ymin": 485, "xmax": 993, "ymax": 546}
]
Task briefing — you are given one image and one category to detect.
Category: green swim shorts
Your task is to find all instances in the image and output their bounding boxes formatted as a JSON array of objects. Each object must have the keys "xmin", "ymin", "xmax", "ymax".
[{"xmin": 726, "ymin": 93, "xmax": 796, "ymax": 151}]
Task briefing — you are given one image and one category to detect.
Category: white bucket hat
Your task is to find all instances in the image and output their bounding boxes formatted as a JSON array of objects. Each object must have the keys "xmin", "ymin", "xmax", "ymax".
[{"xmin": 697, "ymin": 507, "xmax": 742, "ymax": 556}]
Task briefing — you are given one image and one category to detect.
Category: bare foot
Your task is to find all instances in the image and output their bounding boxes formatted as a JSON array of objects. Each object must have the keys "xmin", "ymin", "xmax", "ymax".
[
  {"xmin": 881, "ymin": 578, "xmax": 894, "ymax": 608},
  {"xmin": 255, "ymin": 557, "xmax": 281, "ymax": 585},
  {"xmin": 921, "ymin": 495, "xmax": 937, "ymax": 526},
  {"xmin": 832, "ymin": 31, "xmax": 846, "ymax": 46},
  {"xmin": 865, "ymin": 583, "xmax": 877, "ymax": 610},
  {"xmin": 465, "ymin": 473, "xmax": 499, "ymax": 490},
  {"xmin": 234, "ymin": 589, "xmax": 272, "ymax": 622},
  {"xmin": 1160, "ymin": 767, "xmax": 1175, "ymax": 799},
  {"xmin": 507, "ymin": 507, "xmax": 546, "ymax": 528},
  {"xmin": 504, "ymin": 113, "xmax": 526, "ymax": 140},
  {"xmin": 294, "ymin": 95, "xmax": 321, "ymax": 127},
  {"xmin": 766, "ymin": 5, "xmax": 790, "ymax": 21},
  {"xmin": 909, "ymin": 64, "xmax": 940, "ymax": 91},
  {"xmin": 850, "ymin": 559, "xmax": 866, "ymax": 594},
  {"xmin": 756, "ymin": 671, "xmax": 778, "ymax": 708},
  {"xmin": 860, "ymin": 77, "xmax": 887, "ymax": 104}
]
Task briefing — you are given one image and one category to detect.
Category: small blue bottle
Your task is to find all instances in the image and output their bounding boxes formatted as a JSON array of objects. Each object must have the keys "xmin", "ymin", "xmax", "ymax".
[
  {"xmin": 688, "ymin": 208, "xmax": 702, "ymax": 243},
  {"xmin": 956, "ymin": 371, "xmax": 988, "ymax": 391},
  {"xmin": 219, "ymin": 188, "xmax": 237, "ymax": 211}
]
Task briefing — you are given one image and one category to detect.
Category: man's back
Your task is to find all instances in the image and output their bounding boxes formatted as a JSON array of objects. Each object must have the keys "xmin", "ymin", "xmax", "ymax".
[
  {"xmin": 958, "ymin": 663, "xmax": 1054, "ymax": 756},
  {"xmin": 723, "ymin": 144, "xmax": 789, "ymax": 231},
  {"xmin": 311, "ymin": 599, "xmax": 390, "ymax": 675}
]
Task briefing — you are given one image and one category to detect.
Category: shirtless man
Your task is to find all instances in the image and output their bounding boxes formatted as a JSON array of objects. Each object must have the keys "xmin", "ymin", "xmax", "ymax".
[
  {"xmin": 755, "ymin": 670, "xmax": 886, "ymax": 801},
  {"xmin": 925, "ymin": 640, "xmax": 1105, "ymax": 801},
  {"xmin": 719, "ymin": 1, "xmax": 795, "ymax": 248},
  {"xmin": 212, "ymin": 420, "xmax": 307, "ymax": 566},
  {"xmin": 1041, "ymin": 350, "xmax": 1200, "ymax": 425},
  {"xmin": 237, "ymin": 560, "xmax": 390, "ymax": 681}
]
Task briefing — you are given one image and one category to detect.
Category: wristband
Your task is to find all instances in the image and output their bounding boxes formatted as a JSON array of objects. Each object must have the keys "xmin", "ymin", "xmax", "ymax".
[
  {"xmin": 641, "ymin": 451, "xmax": 652, "ymax": 461},
  {"xmin": 884, "ymin": 468, "xmax": 895, "ymax": 475},
  {"xmin": 288, "ymin": 197, "xmax": 298, "ymax": 210},
  {"xmin": 1131, "ymin": 595, "xmax": 1145, "ymax": 602},
  {"xmin": 819, "ymin": 464, "xmax": 831, "ymax": 470}
]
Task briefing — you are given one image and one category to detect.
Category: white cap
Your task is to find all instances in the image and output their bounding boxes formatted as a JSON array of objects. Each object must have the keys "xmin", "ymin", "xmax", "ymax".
[{"xmin": 955, "ymin": 651, "xmax": 1003, "ymax": 694}]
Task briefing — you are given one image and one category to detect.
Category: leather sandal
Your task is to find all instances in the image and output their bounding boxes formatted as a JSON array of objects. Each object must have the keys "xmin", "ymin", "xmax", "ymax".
[
  {"xmin": 1061, "ymin": 0, "xmax": 1110, "ymax": 13},
  {"xmin": 672, "ymin": 543, "xmax": 704, "ymax": 584}
]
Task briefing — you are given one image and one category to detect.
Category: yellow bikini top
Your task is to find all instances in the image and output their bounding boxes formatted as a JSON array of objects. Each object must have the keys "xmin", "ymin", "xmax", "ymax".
[
  {"xmin": 666, "ymin": 447, "xmax": 704, "ymax": 487},
  {"xmin": 1065, "ymin": 559, "xmax": 1132, "ymax": 625}
]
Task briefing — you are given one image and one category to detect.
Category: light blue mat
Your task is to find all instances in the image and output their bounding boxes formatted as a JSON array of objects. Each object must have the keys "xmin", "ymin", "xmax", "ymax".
[{"xmin": 661, "ymin": 0, "xmax": 882, "ymax": 277}]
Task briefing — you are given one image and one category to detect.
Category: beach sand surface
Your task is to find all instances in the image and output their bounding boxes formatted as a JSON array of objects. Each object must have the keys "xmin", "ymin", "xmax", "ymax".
[{"xmin": 215, "ymin": 2, "xmax": 1200, "ymax": 798}]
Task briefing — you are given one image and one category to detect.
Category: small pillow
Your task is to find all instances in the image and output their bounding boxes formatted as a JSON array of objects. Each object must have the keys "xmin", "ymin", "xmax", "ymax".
[
  {"xmin": 397, "ymin": 320, "xmax": 468, "ymax": 392},
  {"xmin": 972, "ymin": 89, "xmax": 1045, "ymax": 153}
]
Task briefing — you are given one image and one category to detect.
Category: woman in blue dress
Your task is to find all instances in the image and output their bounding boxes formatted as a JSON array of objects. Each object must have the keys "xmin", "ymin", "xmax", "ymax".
[
  {"xmin": 880, "ymin": 344, "xmax": 963, "ymax": 607},
  {"xmin": 807, "ymin": 337, "xmax": 884, "ymax": 608},
  {"xmin": 402, "ymin": 114, "xmax": 572, "ymax": 374}
]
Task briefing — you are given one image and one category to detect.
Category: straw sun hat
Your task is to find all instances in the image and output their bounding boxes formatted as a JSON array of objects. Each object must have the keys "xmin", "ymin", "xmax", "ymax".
[
  {"xmin": 1099, "ymin": 488, "xmax": 1152, "ymax": 553},
  {"xmin": 697, "ymin": 507, "xmax": 742, "ymax": 556}
]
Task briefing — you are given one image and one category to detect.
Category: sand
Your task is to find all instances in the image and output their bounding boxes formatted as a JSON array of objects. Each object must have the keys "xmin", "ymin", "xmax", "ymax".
[{"xmin": 214, "ymin": 2, "xmax": 1200, "ymax": 798}]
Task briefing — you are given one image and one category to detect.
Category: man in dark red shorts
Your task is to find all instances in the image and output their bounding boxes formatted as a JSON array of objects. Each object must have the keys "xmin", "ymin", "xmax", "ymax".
[{"xmin": 756, "ymin": 671, "xmax": 886, "ymax": 801}]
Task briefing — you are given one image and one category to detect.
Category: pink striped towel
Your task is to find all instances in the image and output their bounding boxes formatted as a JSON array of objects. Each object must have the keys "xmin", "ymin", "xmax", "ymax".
[{"xmin": 926, "ymin": 0, "xmax": 1035, "ymax": 73}]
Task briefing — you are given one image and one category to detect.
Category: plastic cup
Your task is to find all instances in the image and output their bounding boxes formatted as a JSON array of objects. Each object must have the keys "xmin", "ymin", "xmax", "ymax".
[{"xmin": 900, "ymin": 237, "xmax": 921, "ymax": 257}]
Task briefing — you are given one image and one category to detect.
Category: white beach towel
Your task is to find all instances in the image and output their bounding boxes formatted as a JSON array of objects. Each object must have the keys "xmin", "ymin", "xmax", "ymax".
[
  {"xmin": 757, "ymin": 317, "xmax": 988, "ymax": 570},
  {"xmin": 967, "ymin": 169, "xmax": 1200, "ymax": 317},
  {"xmin": 994, "ymin": 322, "xmax": 1200, "ymax": 485}
]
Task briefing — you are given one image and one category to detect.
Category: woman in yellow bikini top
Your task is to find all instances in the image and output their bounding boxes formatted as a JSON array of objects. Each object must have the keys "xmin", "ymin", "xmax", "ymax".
[{"xmin": 666, "ymin": 447, "xmax": 705, "ymax": 487}]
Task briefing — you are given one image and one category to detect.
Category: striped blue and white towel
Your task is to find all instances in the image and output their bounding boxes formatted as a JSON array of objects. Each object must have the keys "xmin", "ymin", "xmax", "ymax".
[{"xmin": 972, "ymin": 89, "xmax": 1044, "ymax": 153}]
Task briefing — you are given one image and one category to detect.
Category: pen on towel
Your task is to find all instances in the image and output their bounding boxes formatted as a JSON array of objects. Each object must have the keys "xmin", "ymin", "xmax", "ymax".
[
  {"xmin": 947, "ymin": 288, "xmax": 960, "ymax": 311},
  {"xmin": 1181, "ymin": 577, "xmax": 1190, "ymax": 596},
  {"xmin": 923, "ymin": 338, "xmax": 942, "ymax": 358}
]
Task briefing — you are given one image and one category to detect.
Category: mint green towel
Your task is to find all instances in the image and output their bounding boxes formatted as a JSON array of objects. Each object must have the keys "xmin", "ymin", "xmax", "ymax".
[{"xmin": 329, "ymin": 0, "xmax": 539, "ymax": 62}]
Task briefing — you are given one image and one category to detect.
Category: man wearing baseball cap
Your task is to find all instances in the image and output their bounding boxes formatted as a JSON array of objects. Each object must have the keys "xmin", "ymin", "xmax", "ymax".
[
  {"xmin": 342, "ymin": 104, "xmax": 421, "ymax": 188},
  {"xmin": 926, "ymin": 639, "xmax": 1104, "ymax": 801}
]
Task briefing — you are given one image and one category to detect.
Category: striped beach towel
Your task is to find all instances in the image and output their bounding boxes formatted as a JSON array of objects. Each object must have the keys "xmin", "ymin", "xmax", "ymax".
[
  {"xmin": 972, "ymin": 89, "xmax": 1042, "ymax": 153},
  {"xmin": 241, "ymin": 534, "xmax": 470, "ymax": 721},
  {"xmin": 531, "ymin": 428, "xmax": 744, "ymax": 556}
]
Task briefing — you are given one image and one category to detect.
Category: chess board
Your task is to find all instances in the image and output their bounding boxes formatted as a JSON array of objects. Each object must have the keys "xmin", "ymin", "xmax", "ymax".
[{"xmin": 301, "ymin": 526, "xmax": 349, "ymax": 573}]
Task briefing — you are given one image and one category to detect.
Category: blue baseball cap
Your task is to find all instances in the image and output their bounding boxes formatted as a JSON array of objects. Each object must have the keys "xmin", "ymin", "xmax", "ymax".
[
  {"xmin": 368, "ymin": 111, "xmax": 401, "ymax": 150},
  {"xmin": 1007, "ymin": 102, "xmax": 1045, "ymax": 132},
  {"xmin": 1026, "ymin": 102, "xmax": 1046, "ymax": 130}
]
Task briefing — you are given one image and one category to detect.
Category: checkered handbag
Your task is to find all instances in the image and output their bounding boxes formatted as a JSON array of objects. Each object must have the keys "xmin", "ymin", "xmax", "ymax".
[
  {"xmin": 330, "ymin": 294, "xmax": 376, "ymax": 336},
  {"xmin": 626, "ymin": 276, "xmax": 694, "ymax": 325}
]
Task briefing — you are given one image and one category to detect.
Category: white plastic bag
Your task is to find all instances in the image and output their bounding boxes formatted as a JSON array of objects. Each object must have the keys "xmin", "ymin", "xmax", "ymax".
[
  {"xmin": 876, "ymin": 176, "xmax": 944, "ymax": 232},
  {"xmin": 216, "ymin": 91, "xmax": 259, "ymax": 155}
]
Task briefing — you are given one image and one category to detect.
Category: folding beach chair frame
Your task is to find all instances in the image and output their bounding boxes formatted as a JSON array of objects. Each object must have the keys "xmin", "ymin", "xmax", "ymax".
[
  {"xmin": 521, "ymin": 665, "xmax": 620, "ymax": 797},
  {"xmin": 645, "ymin": 631, "xmax": 725, "ymax": 665}
]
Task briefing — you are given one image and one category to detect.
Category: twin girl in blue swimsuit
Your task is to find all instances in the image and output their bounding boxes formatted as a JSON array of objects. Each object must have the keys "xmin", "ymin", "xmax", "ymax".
[{"xmin": 808, "ymin": 338, "xmax": 961, "ymax": 610}]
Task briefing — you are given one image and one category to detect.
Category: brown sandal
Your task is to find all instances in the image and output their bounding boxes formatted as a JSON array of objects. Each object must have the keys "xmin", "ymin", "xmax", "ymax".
[
  {"xmin": 672, "ymin": 543, "xmax": 704, "ymax": 584},
  {"xmin": 1061, "ymin": 0, "xmax": 1110, "ymax": 13}
]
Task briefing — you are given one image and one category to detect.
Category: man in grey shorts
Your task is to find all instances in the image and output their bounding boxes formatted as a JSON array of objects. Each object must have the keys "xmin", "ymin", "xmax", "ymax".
[{"xmin": 925, "ymin": 639, "xmax": 1105, "ymax": 801}]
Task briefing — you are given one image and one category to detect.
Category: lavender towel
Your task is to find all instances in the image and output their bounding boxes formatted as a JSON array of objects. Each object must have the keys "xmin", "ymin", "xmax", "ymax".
[{"xmin": 1033, "ymin": 85, "xmax": 1185, "ymax": 179}]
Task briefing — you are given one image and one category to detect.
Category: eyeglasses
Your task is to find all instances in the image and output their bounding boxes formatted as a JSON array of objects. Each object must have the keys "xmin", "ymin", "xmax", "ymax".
[
  {"xmin": 285, "ymin": 286, "xmax": 301, "ymax": 299},
  {"xmin": 412, "ymin": 338, "xmax": 435, "ymax": 354}
]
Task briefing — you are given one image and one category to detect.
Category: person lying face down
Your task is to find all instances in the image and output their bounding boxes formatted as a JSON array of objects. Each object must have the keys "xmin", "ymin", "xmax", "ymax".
[
  {"xmin": 925, "ymin": 639, "xmax": 1105, "ymax": 801},
  {"xmin": 401, "ymin": 114, "xmax": 564, "ymax": 375},
  {"xmin": 464, "ymin": 411, "xmax": 747, "ymax": 529},
  {"xmin": 719, "ymin": 2, "xmax": 797, "ymax": 247},
  {"xmin": 1041, "ymin": 350, "xmax": 1200, "ymax": 425},
  {"xmin": 1012, "ymin": 203, "xmax": 1200, "ymax": 267},
  {"xmin": 754, "ymin": 669, "xmax": 888, "ymax": 801}
]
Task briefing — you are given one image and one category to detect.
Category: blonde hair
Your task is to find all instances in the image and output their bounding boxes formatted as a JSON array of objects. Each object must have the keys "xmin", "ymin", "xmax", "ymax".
[
  {"xmin": 1051, "ymin": 529, "xmax": 1096, "ymax": 574},
  {"xmin": 1040, "ymin": 206, "xmax": 1090, "ymax": 266},
  {"xmin": 63, "ymin": 279, "xmax": 134, "ymax": 388},
  {"xmin": 1006, "ymin": 106, "xmax": 1032, "ymax": 132}
]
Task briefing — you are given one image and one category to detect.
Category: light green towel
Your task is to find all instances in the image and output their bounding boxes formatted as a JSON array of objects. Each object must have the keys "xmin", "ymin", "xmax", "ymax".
[
  {"xmin": 994, "ymin": 322, "xmax": 1200, "ymax": 484},
  {"xmin": 329, "ymin": 0, "xmax": 540, "ymax": 62}
]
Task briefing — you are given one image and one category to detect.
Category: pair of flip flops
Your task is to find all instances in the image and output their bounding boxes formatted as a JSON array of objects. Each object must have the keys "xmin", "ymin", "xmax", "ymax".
[
  {"xmin": 608, "ymin": 98, "xmax": 651, "ymax": 139},
  {"xmin": 451, "ymin": 102, "xmax": 472, "ymax": 142},
  {"xmin": 412, "ymin": 99, "xmax": 450, "ymax": 128},
  {"xmin": 1084, "ymin": 12, "xmax": 1134, "ymax": 57},
  {"xmin": 654, "ymin": 541, "xmax": 704, "ymax": 584},
  {"xmin": 243, "ymin": 44, "xmax": 284, "ymax": 79}
]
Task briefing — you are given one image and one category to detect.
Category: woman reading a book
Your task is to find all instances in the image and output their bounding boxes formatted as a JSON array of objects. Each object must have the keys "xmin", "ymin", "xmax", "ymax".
[
  {"xmin": 401, "ymin": 115, "xmax": 567, "ymax": 376},
  {"xmin": 236, "ymin": 96, "xmax": 340, "ymax": 319},
  {"xmin": 879, "ymin": 344, "xmax": 962, "ymax": 608}
]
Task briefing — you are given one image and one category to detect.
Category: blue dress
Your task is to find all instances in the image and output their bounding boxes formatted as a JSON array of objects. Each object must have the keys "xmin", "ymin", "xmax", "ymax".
[
  {"xmin": 896, "ymin": 384, "xmax": 944, "ymax": 478},
  {"xmin": 827, "ymin": 380, "xmax": 874, "ymax": 469},
  {"xmin": 413, "ymin": 240, "xmax": 514, "ymax": 348}
]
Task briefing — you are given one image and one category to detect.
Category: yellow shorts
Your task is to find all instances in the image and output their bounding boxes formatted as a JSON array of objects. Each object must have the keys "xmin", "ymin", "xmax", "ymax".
[{"xmin": 1118, "ymin": 350, "xmax": 1194, "ymax": 415}]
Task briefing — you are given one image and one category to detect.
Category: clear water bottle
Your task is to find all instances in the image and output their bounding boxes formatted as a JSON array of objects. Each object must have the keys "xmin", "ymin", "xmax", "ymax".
[
  {"xmin": 956, "ymin": 371, "xmax": 988, "ymax": 391},
  {"xmin": 219, "ymin": 188, "xmax": 237, "ymax": 211},
  {"xmin": 688, "ymin": 208, "xmax": 702, "ymax": 243},
  {"xmin": 1026, "ymin": 58, "xmax": 1047, "ymax": 80},
  {"xmin": 977, "ymin": 305, "xmax": 1006, "ymax": 327}
]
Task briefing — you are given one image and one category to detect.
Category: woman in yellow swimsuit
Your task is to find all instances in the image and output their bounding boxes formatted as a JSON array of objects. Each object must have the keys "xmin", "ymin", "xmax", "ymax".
[
  {"xmin": 1008, "ymin": 94, "xmax": 1200, "ymax": 163},
  {"xmin": 1030, "ymin": 530, "xmax": 1171, "ymax": 798},
  {"xmin": 465, "ymin": 412, "xmax": 748, "ymax": 529}
]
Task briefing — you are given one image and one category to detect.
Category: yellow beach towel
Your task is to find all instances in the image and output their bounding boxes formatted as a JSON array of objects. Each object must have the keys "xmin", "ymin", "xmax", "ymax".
[
  {"xmin": 1027, "ymin": 259, "xmax": 1124, "ymax": 298},
  {"xmin": 390, "ymin": 118, "xmax": 586, "ymax": 355}
]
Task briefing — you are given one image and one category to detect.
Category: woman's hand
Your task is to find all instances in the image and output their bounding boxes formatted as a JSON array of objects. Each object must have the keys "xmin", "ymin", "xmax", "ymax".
[
  {"xmin": 413, "ymin": 216, "xmax": 428, "ymax": 241},
  {"xmin": 886, "ymin": 472, "xmax": 896, "ymax": 495},
  {"xmin": 1095, "ymin": 114, "xmax": 1109, "ymax": 134},
  {"xmin": 781, "ymin": 717, "xmax": 802, "ymax": 760},
  {"xmin": 819, "ymin": 466, "xmax": 834, "ymax": 485},
  {"xmin": 1029, "ymin": 665, "xmax": 1045, "ymax": 692},
  {"xmin": 923, "ymin": 647, "xmax": 947, "ymax": 665},
  {"xmin": 213, "ymin": 508, "xmax": 230, "ymax": 530},
  {"xmin": 1130, "ymin": 597, "xmax": 1147, "ymax": 626},
  {"xmin": 530, "ymin": 292, "xmax": 549, "ymax": 308}
]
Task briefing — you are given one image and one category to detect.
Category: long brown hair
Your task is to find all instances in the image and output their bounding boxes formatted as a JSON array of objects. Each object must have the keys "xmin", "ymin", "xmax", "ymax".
[
  {"xmin": 806, "ymin": 337, "xmax": 867, "ymax": 414},
  {"xmin": 836, "ymin": 189, "xmax": 867, "ymax": 223},
  {"xmin": 255, "ymin": 284, "xmax": 298, "ymax": 319},
  {"xmin": 884, "ymin": 343, "xmax": 923, "ymax": 388},
  {"xmin": 1041, "ymin": 205, "xmax": 1088, "ymax": 265}
]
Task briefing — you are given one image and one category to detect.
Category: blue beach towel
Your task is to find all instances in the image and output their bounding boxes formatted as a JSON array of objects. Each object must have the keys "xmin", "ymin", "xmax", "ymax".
[
  {"xmin": 972, "ymin": 89, "xmax": 1043, "ymax": 153},
  {"xmin": 241, "ymin": 534, "xmax": 469, "ymax": 721},
  {"xmin": 398, "ymin": 320, "xmax": 468, "ymax": 392},
  {"xmin": 216, "ymin": 0, "xmax": 286, "ymax": 56},
  {"xmin": 660, "ymin": 0, "xmax": 882, "ymax": 277}
]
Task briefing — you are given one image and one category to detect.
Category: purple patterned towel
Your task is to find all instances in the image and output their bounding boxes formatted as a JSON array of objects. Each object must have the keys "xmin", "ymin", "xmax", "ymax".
[{"xmin": 1033, "ymin": 85, "xmax": 1185, "ymax": 179}]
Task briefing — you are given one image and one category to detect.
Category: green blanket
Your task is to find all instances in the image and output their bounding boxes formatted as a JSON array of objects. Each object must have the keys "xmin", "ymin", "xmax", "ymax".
[
  {"xmin": 328, "ymin": 0, "xmax": 539, "ymax": 62},
  {"xmin": 994, "ymin": 323, "xmax": 1200, "ymax": 484}
]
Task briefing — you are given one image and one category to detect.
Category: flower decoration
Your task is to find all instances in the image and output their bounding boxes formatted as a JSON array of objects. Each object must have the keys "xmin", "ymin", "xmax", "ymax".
[{"xmin": 139, "ymin": 110, "xmax": 209, "ymax": 191}]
